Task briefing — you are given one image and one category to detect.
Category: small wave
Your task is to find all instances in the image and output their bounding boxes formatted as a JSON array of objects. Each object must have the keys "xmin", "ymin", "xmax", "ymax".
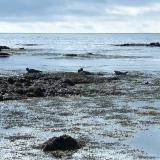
[
  {"xmin": 16, "ymin": 43, "xmax": 43, "ymax": 46},
  {"xmin": 63, "ymin": 53, "xmax": 151, "ymax": 59}
]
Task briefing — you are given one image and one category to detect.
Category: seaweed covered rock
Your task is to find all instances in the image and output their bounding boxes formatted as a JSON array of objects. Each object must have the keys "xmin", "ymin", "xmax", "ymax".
[
  {"xmin": 0, "ymin": 71, "xmax": 120, "ymax": 101},
  {"xmin": 114, "ymin": 42, "xmax": 160, "ymax": 47},
  {"xmin": 0, "ymin": 52, "xmax": 11, "ymax": 57},
  {"xmin": 41, "ymin": 135, "xmax": 81, "ymax": 151}
]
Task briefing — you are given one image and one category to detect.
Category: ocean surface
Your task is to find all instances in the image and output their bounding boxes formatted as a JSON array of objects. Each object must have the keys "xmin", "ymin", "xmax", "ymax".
[
  {"xmin": 0, "ymin": 33, "xmax": 160, "ymax": 73},
  {"xmin": 1, "ymin": 33, "xmax": 160, "ymax": 160}
]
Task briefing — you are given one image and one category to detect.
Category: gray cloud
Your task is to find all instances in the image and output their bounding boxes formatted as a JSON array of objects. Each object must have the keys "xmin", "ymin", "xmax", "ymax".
[
  {"xmin": 0, "ymin": 0, "xmax": 160, "ymax": 32},
  {"xmin": 0, "ymin": 0, "xmax": 158, "ymax": 21}
]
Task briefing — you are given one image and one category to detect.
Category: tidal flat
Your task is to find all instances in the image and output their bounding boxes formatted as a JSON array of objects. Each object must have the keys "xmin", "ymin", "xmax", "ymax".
[{"xmin": 0, "ymin": 71, "xmax": 160, "ymax": 159}]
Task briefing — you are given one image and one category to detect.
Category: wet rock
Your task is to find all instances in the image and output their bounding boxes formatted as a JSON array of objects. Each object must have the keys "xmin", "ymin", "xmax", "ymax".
[
  {"xmin": 114, "ymin": 71, "xmax": 128, "ymax": 76},
  {"xmin": 0, "ymin": 46, "xmax": 10, "ymax": 50},
  {"xmin": 41, "ymin": 135, "xmax": 81, "ymax": 151},
  {"xmin": 15, "ymin": 82, "xmax": 22, "ymax": 87},
  {"xmin": 15, "ymin": 88, "xmax": 27, "ymax": 95},
  {"xmin": 22, "ymin": 44, "xmax": 39, "ymax": 46},
  {"xmin": 149, "ymin": 42, "xmax": 160, "ymax": 47},
  {"xmin": 62, "ymin": 79, "xmax": 75, "ymax": 86},
  {"xmin": 19, "ymin": 47, "xmax": 25, "ymax": 50},
  {"xmin": 107, "ymin": 77, "xmax": 120, "ymax": 81},
  {"xmin": 64, "ymin": 54, "xmax": 78, "ymax": 57},
  {"xmin": 87, "ymin": 52, "xmax": 94, "ymax": 55},
  {"xmin": 114, "ymin": 42, "xmax": 160, "ymax": 47},
  {"xmin": 0, "ymin": 71, "xmax": 121, "ymax": 101},
  {"xmin": 27, "ymin": 86, "xmax": 45, "ymax": 97},
  {"xmin": 7, "ymin": 77, "xmax": 15, "ymax": 84},
  {"xmin": 0, "ymin": 95, "xmax": 3, "ymax": 100},
  {"xmin": 0, "ymin": 52, "xmax": 11, "ymax": 57}
]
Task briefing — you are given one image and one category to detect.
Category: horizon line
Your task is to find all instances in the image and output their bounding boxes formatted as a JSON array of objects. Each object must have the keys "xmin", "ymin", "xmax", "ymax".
[{"xmin": 0, "ymin": 32, "xmax": 160, "ymax": 34}]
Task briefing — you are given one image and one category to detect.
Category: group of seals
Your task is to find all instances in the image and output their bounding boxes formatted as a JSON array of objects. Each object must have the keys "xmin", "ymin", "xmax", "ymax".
[{"xmin": 78, "ymin": 68, "xmax": 128, "ymax": 76}]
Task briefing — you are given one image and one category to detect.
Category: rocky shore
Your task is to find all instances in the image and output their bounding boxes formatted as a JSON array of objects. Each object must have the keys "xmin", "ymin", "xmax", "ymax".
[{"xmin": 0, "ymin": 71, "xmax": 121, "ymax": 101}]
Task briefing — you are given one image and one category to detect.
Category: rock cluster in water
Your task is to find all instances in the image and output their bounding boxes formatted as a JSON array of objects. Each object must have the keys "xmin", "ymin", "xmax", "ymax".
[
  {"xmin": 41, "ymin": 135, "xmax": 81, "ymax": 151},
  {"xmin": 0, "ymin": 46, "xmax": 11, "ymax": 57},
  {"xmin": 114, "ymin": 42, "xmax": 160, "ymax": 47}
]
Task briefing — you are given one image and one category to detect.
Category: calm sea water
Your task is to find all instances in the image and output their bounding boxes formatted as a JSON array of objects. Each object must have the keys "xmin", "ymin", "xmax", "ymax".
[{"xmin": 0, "ymin": 33, "xmax": 160, "ymax": 73}]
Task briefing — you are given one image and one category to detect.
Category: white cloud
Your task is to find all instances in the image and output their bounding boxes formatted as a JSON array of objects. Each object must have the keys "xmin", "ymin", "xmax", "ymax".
[
  {"xmin": 0, "ymin": 19, "xmax": 160, "ymax": 33},
  {"xmin": 106, "ymin": 3, "xmax": 160, "ymax": 16}
]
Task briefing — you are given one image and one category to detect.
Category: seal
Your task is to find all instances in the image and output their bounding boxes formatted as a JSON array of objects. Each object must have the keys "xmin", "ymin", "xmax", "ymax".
[{"xmin": 26, "ymin": 68, "xmax": 42, "ymax": 73}]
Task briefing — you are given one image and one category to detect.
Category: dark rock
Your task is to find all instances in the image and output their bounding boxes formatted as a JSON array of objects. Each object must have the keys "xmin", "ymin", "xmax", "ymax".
[
  {"xmin": 149, "ymin": 42, "xmax": 160, "ymax": 47},
  {"xmin": 107, "ymin": 77, "xmax": 120, "ymax": 81},
  {"xmin": 34, "ymin": 87, "xmax": 45, "ymax": 97},
  {"xmin": 62, "ymin": 79, "xmax": 75, "ymax": 86},
  {"xmin": 18, "ymin": 78, "xmax": 27, "ymax": 83},
  {"xmin": 0, "ymin": 95, "xmax": 3, "ymax": 101},
  {"xmin": 15, "ymin": 82, "xmax": 22, "ymax": 87},
  {"xmin": 114, "ymin": 42, "xmax": 160, "ymax": 47},
  {"xmin": 0, "ymin": 72, "xmax": 119, "ymax": 101},
  {"xmin": 64, "ymin": 54, "xmax": 78, "ymax": 57},
  {"xmin": 19, "ymin": 48, "xmax": 25, "ymax": 50},
  {"xmin": 27, "ymin": 87, "xmax": 45, "ymax": 97},
  {"xmin": 23, "ymin": 44, "xmax": 38, "ymax": 46},
  {"xmin": 0, "ymin": 52, "xmax": 11, "ymax": 57},
  {"xmin": 41, "ymin": 135, "xmax": 81, "ymax": 151},
  {"xmin": 114, "ymin": 71, "xmax": 128, "ymax": 76},
  {"xmin": 87, "ymin": 52, "xmax": 94, "ymax": 55},
  {"xmin": 26, "ymin": 68, "xmax": 42, "ymax": 74},
  {"xmin": 15, "ymin": 88, "xmax": 26, "ymax": 95},
  {"xmin": 0, "ymin": 46, "xmax": 10, "ymax": 50},
  {"xmin": 7, "ymin": 77, "xmax": 15, "ymax": 84}
]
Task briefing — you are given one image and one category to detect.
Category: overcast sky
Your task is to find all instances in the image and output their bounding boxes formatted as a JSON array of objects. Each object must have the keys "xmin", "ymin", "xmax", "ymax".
[{"xmin": 0, "ymin": 0, "xmax": 160, "ymax": 33}]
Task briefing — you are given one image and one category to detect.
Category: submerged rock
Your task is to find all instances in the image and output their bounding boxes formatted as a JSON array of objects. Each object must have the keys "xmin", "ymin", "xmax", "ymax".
[
  {"xmin": 64, "ymin": 54, "xmax": 78, "ymax": 57},
  {"xmin": 0, "ymin": 52, "xmax": 11, "ymax": 57},
  {"xmin": 41, "ymin": 135, "xmax": 81, "ymax": 151},
  {"xmin": 19, "ymin": 47, "xmax": 25, "ymax": 50},
  {"xmin": 87, "ymin": 52, "xmax": 94, "ymax": 55},
  {"xmin": 149, "ymin": 42, "xmax": 160, "ymax": 47}
]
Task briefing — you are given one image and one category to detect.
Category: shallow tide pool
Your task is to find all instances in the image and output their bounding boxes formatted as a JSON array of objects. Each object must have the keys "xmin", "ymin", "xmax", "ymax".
[{"xmin": 1, "ymin": 95, "xmax": 160, "ymax": 160}]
